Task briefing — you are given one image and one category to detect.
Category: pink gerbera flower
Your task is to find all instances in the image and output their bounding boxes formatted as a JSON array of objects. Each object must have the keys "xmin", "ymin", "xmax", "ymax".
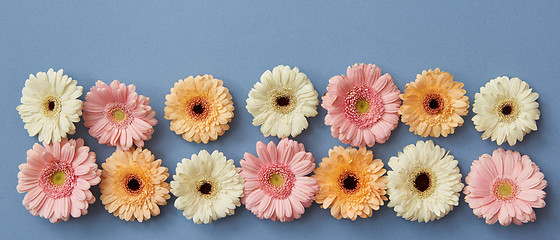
[
  {"xmin": 464, "ymin": 148, "xmax": 547, "ymax": 226},
  {"xmin": 240, "ymin": 138, "xmax": 318, "ymax": 222},
  {"xmin": 322, "ymin": 63, "xmax": 401, "ymax": 147},
  {"xmin": 83, "ymin": 80, "xmax": 157, "ymax": 150},
  {"xmin": 17, "ymin": 138, "xmax": 101, "ymax": 223}
]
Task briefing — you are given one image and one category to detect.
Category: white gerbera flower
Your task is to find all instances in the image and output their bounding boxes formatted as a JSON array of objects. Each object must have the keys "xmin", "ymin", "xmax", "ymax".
[
  {"xmin": 246, "ymin": 65, "xmax": 319, "ymax": 138},
  {"xmin": 171, "ymin": 150, "xmax": 244, "ymax": 224},
  {"xmin": 16, "ymin": 68, "xmax": 83, "ymax": 143},
  {"xmin": 387, "ymin": 140, "xmax": 463, "ymax": 222},
  {"xmin": 472, "ymin": 76, "xmax": 540, "ymax": 146}
]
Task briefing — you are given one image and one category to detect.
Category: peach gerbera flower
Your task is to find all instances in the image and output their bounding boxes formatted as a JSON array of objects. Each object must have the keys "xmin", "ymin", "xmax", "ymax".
[
  {"xmin": 99, "ymin": 148, "xmax": 171, "ymax": 222},
  {"xmin": 164, "ymin": 75, "xmax": 234, "ymax": 143},
  {"xmin": 17, "ymin": 138, "xmax": 101, "ymax": 223},
  {"xmin": 464, "ymin": 148, "xmax": 547, "ymax": 226},
  {"xmin": 399, "ymin": 68, "xmax": 469, "ymax": 137},
  {"xmin": 313, "ymin": 146, "xmax": 388, "ymax": 220}
]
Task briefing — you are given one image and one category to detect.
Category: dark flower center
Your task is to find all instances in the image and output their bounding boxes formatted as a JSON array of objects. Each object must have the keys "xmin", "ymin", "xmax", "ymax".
[
  {"xmin": 276, "ymin": 96, "xmax": 290, "ymax": 107},
  {"xmin": 428, "ymin": 99, "xmax": 439, "ymax": 109},
  {"xmin": 198, "ymin": 182, "xmax": 212, "ymax": 195},
  {"xmin": 127, "ymin": 178, "xmax": 141, "ymax": 191},
  {"xmin": 192, "ymin": 104, "xmax": 205, "ymax": 115},
  {"xmin": 342, "ymin": 174, "xmax": 358, "ymax": 191},
  {"xmin": 48, "ymin": 100, "xmax": 56, "ymax": 111},
  {"xmin": 414, "ymin": 172, "xmax": 430, "ymax": 192},
  {"xmin": 501, "ymin": 105, "xmax": 512, "ymax": 115}
]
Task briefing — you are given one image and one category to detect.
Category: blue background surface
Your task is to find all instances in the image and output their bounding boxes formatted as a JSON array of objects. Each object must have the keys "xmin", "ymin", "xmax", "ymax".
[{"xmin": 1, "ymin": 1, "xmax": 558, "ymax": 239}]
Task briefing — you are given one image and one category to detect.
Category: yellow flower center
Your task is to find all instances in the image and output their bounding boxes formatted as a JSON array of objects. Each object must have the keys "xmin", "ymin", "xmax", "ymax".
[
  {"xmin": 269, "ymin": 174, "xmax": 284, "ymax": 187},
  {"xmin": 497, "ymin": 183, "xmax": 513, "ymax": 197},
  {"xmin": 51, "ymin": 171, "xmax": 65, "ymax": 186},
  {"xmin": 355, "ymin": 99, "xmax": 369, "ymax": 113},
  {"xmin": 112, "ymin": 109, "xmax": 126, "ymax": 121}
]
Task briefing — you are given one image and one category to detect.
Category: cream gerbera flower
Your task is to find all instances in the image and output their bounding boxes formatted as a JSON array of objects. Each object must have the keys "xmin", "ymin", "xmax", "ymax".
[
  {"xmin": 387, "ymin": 140, "xmax": 463, "ymax": 222},
  {"xmin": 100, "ymin": 148, "xmax": 171, "ymax": 222},
  {"xmin": 171, "ymin": 150, "xmax": 244, "ymax": 224},
  {"xmin": 246, "ymin": 65, "xmax": 319, "ymax": 138},
  {"xmin": 164, "ymin": 75, "xmax": 234, "ymax": 143},
  {"xmin": 313, "ymin": 146, "xmax": 388, "ymax": 220},
  {"xmin": 399, "ymin": 68, "xmax": 469, "ymax": 137},
  {"xmin": 472, "ymin": 76, "xmax": 540, "ymax": 146},
  {"xmin": 17, "ymin": 68, "xmax": 83, "ymax": 143}
]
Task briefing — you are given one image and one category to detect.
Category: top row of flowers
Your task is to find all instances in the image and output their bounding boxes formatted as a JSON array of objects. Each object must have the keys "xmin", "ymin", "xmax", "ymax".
[{"xmin": 17, "ymin": 64, "xmax": 539, "ymax": 149}]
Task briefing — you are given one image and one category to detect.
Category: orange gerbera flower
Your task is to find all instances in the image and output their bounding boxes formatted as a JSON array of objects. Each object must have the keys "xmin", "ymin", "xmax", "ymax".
[
  {"xmin": 164, "ymin": 75, "xmax": 234, "ymax": 143},
  {"xmin": 399, "ymin": 68, "xmax": 469, "ymax": 137},
  {"xmin": 313, "ymin": 146, "xmax": 387, "ymax": 220},
  {"xmin": 99, "ymin": 148, "xmax": 170, "ymax": 222}
]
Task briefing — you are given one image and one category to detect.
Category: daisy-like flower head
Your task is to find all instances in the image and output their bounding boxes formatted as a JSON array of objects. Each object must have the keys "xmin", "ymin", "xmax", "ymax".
[
  {"xmin": 464, "ymin": 148, "xmax": 546, "ymax": 226},
  {"xmin": 165, "ymin": 75, "xmax": 234, "ymax": 143},
  {"xmin": 17, "ymin": 138, "xmax": 101, "ymax": 223},
  {"xmin": 99, "ymin": 148, "xmax": 170, "ymax": 222},
  {"xmin": 387, "ymin": 140, "xmax": 463, "ymax": 222},
  {"xmin": 313, "ymin": 146, "xmax": 388, "ymax": 220},
  {"xmin": 399, "ymin": 68, "xmax": 469, "ymax": 137},
  {"xmin": 240, "ymin": 138, "xmax": 318, "ymax": 222},
  {"xmin": 472, "ymin": 77, "xmax": 540, "ymax": 146},
  {"xmin": 246, "ymin": 65, "xmax": 319, "ymax": 138},
  {"xmin": 171, "ymin": 150, "xmax": 244, "ymax": 224},
  {"xmin": 17, "ymin": 68, "xmax": 83, "ymax": 143},
  {"xmin": 322, "ymin": 63, "xmax": 401, "ymax": 147},
  {"xmin": 83, "ymin": 80, "xmax": 157, "ymax": 150}
]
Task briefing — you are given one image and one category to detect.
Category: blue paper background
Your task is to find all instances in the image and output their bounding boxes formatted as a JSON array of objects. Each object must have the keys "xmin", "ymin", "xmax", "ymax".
[{"xmin": 1, "ymin": 1, "xmax": 558, "ymax": 239}]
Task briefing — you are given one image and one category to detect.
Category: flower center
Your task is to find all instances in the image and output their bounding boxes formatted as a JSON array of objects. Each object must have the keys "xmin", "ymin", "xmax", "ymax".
[
  {"xmin": 51, "ymin": 171, "xmax": 66, "ymax": 186},
  {"xmin": 492, "ymin": 178, "xmax": 518, "ymax": 202},
  {"xmin": 269, "ymin": 173, "xmax": 284, "ymax": 187},
  {"xmin": 423, "ymin": 93, "xmax": 444, "ymax": 115},
  {"xmin": 355, "ymin": 99, "xmax": 369, "ymax": 114},
  {"xmin": 338, "ymin": 172, "xmax": 360, "ymax": 194},
  {"xmin": 343, "ymin": 87, "xmax": 384, "ymax": 128},
  {"xmin": 258, "ymin": 164, "xmax": 295, "ymax": 199},
  {"xmin": 270, "ymin": 89, "xmax": 297, "ymax": 114},
  {"xmin": 39, "ymin": 161, "xmax": 76, "ymax": 198},
  {"xmin": 187, "ymin": 97, "xmax": 210, "ymax": 120},
  {"xmin": 276, "ymin": 96, "xmax": 290, "ymax": 107},
  {"xmin": 198, "ymin": 182, "xmax": 213, "ymax": 195},
  {"xmin": 192, "ymin": 103, "xmax": 205, "ymax": 115},
  {"xmin": 124, "ymin": 174, "xmax": 143, "ymax": 194},
  {"xmin": 42, "ymin": 96, "xmax": 61, "ymax": 117},
  {"xmin": 496, "ymin": 100, "xmax": 519, "ymax": 123},
  {"xmin": 414, "ymin": 172, "xmax": 430, "ymax": 192},
  {"xmin": 112, "ymin": 109, "xmax": 126, "ymax": 121}
]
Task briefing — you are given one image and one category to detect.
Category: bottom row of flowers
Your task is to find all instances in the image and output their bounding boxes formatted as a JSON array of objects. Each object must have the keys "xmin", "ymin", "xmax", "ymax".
[{"xmin": 17, "ymin": 138, "xmax": 547, "ymax": 226}]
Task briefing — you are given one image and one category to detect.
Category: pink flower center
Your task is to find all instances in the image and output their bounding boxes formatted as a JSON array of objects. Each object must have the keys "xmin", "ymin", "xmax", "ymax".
[
  {"xmin": 105, "ymin": 103, "xmax": 134, "ymax": 128},
  {"xmin": 39, "ymin": 162, "xmax": 76, "ymax": 198},
  {"xmin": 492, "ymin": 178, "xmax": 518, "ymax": 202},
  {"xmin": 343, "ymin": 87, "xmax": 384, "ymax": 128},
  {"xmin": 258, "ymin": 164, "xmax": 295, "ymax": 199}
]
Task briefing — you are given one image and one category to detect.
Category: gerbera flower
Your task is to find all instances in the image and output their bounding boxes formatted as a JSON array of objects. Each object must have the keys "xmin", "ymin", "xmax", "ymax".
[
  {"xmin": 387, "ymin": 140, "xmax": 463, "ymax": 222},
  {"xmin": 472, "ymin": 76, "xmax": 540, "ymax": 146},
  {"xmin": 240, "ymin": 138, "xmax": 318, "ymax": 222},
  {"xmin": 399, "ymin": 68, "xmax": 469, "ymax": 137},
  {"xmin": 246, "ymin": 65, "xmax": 319, "ymax": 138},
  {"xmin": 464, "ymin": 148, "xmax": 547, "ymax": 226},
  {"xmin": 83, "ymin": 80, "xmax": 157, "ymax": 150},
  {"xmin": 16, "ymin": 138, "xmax": 101, "ymax": 223},
  {"xmin": 322, "ymin": 63, "xmax": 401, "ymax": 147},
  {"xmin": 171, "ymin": 150, "xmax": 244, "ymax": 224},
  {"xmin": 165, "ymin": 75, "xmax": 234, "ymax": 143},
  {"xmin": 17, "ymin": 68, "xmax": 83, "ymax": 143},
  {"xmin": 313, "ymin": 146, "xmax": 388, "ymax": 220},
  {"xmin": 99, "ymin": 148, "xmax": 170, "ymax": 222}
]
